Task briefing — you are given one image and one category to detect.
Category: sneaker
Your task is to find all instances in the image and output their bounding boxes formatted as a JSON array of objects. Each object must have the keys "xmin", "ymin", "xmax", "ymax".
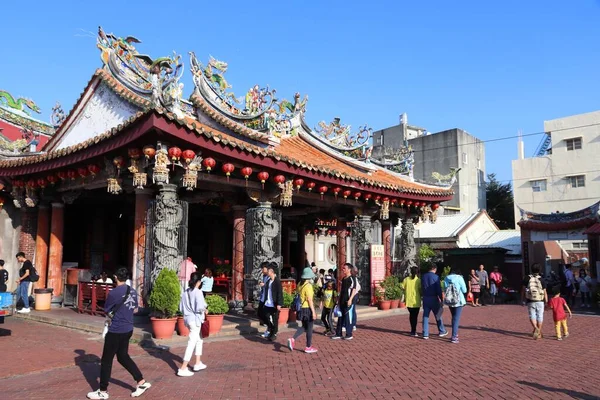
[
  {"xmin": 287, "ymin": 338, "xmax": 295, "ymax": 351},
  {"xmin": 177, "ymin": 369, "xmax": 194, "ymax": 377},
  {"xmin": 268, "ymin": 334, "xmax": 277, "ymax": 341},
  {"xmin": 17, "ymin": 308, "xmax": 30, "ymax": 314},
  {"xmin": 304, "ymin": 346, "xmax": 318, "ymax": 354},
  {"xmin": 343, "ymin": 336, "xmax": 353, "ymax": 341},
  {"xmin": 192, "ymin": 363, "xmax": 207, "ymax": 371},
  {"xmin": 439, "ymin": 331, "xmax": 449, "ymax": 337},
  {"xmin": 131, "ymin": 382, "xmax": 151, "ymax": 398},
  {"xmin": 557, "ymin": 337, "xmax": 563, "ymax": 341},
  {"xmin": 564, "ymin": 333, "xmax": 569, "ymax": 339},
  {"xmin": 330, "ymin": 336, "xmax": 342, "ymax": 340},
  {"xmin": 423, "ymin": 336, "xmax": 429, "ymax": 340},
  {"xmin": 451, "ymin": 337, "xmax": 459, "ymax": 344},
  {"xmin": 87, "ymin": 390, "xmax": 109, "ymax": 399},
  {"xmin": 533, "ymin": 328, "xmax": 540, "ymax": 340},
  {"xmin": 261, "ymin": 330, "xmax": 270, "ymax": 338},
  {"xmin": 412, "ymin": 333, "xmax": 419, "ymax": 338},
  {"xmin": 353, "ymin": 326, "xmax": 357, "ymax": 331}
]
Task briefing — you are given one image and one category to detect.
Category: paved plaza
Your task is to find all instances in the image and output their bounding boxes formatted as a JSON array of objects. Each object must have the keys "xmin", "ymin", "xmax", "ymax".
[{"xmin": 1, "ymin": 305, "xmax": 598, "ymax": 400}]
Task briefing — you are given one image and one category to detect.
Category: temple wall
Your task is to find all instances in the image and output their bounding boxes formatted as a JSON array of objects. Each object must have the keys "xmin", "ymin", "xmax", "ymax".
[{"xmin": 0, "ymin": 203, "xmax": 22, "ymax": 292}]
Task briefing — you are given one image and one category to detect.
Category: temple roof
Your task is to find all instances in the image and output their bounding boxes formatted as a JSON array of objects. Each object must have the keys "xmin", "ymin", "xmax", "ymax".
[
  {"xmin": 517, "ymin": 202, "xmax": 599, "ymax": 231},
  {"xmin": 0, "ymin": 27, "xmax": 454, "ymax": 200}
]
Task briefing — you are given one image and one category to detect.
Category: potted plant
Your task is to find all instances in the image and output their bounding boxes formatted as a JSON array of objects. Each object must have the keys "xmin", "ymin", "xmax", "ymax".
[
  {"xmin": 176, "ymin": 312, "xmax": 190, "ymax": 337},
  {"xmin": 376, "ymin": 288, "xmax": 391, "ymax": 310},
  {"xmin": 280, "ymin": 291, "xmax": 294, "ymax": 324},
  {"xmin": 148, "ymin": 269, "xmax": 181, "ymax": 339},
  {"xmin": 380, "ymin": 276, "xmax": 400, "ymax": 309},
  {"xmin": 206, "ymin": 294, "xmax": 229, "ymax": 335}
]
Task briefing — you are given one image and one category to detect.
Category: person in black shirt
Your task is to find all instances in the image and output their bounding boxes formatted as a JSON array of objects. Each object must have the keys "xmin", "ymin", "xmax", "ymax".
[
  {"xmin": 15, "ymin": 252, "xmax": 33, "ymax": 313},
  {"xmin": 331, "ymin": 263, "xmax": 358, "ymax": 340},
  {"xmin": 0, "ymin": 260, "xmax": 8, "ymax": 293}
]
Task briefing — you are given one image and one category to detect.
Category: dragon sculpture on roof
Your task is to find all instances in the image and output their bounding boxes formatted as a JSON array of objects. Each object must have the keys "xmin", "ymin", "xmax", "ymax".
[{"xmin": 0, "ymin": 91, "xmax": 41, "ymax": 116}]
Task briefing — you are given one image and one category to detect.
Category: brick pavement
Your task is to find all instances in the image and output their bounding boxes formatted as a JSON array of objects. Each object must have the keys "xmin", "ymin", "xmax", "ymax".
[{"xmin": 1, "ymin": 305, "xmax": 599, "ymax": 399}]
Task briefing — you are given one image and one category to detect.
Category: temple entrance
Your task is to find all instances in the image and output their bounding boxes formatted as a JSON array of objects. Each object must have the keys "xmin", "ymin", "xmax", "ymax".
[{"xmin": 187, "ymin": 203, "xmax": 233, "ymax": 273}]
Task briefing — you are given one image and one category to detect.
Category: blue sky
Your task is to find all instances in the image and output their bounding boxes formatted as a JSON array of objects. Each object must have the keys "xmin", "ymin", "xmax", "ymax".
[{"xmin": 2, "ymin": 1, "xmax": 600, "ymax": 187}]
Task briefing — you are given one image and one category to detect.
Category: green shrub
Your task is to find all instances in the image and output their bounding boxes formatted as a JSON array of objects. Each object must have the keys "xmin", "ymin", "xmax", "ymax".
[
  {"xmin": 206, "ymin": 294, "xmax": 229, "ymax": 315},
  {"xmin": 148, "ymin": 269, "xmax": 181, "ymax": 319},
  {"xmin": 385, "ymin": 283, "xmax": 404, "ymax": 300},
  {"xmin": 283, "ymin": 291, "xmax": 295, "ymax": 308}
]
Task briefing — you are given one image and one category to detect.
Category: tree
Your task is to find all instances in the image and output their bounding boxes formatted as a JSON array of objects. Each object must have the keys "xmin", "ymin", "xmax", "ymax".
[{"xmin": 486, "ymin": 173, "xmax": 515, "ymax": 229}]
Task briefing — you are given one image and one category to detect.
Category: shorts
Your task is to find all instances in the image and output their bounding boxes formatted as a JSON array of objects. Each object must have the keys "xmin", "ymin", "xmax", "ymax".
[{"xmin": 527, "ymin": 302, "xmax": 544, "ymax": 322}]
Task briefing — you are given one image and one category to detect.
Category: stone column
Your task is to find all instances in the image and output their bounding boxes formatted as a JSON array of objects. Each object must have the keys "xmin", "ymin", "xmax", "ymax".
[
  {"xmin": 18, "ymin": 208, "xmax": 38, "ymax": 261},
  {"xmin": 354, "ymin": 215, "xmax": 373, "ymax": 303},
  {"xmin": 297, "ymin": 223, "xmax": 306, "ymax": 279},
  {"xmin": 231, "ymin": 205, "xmax": 247, "ymax": 308},
  {"xmin": 47, "ymin": 202, "xmax": 65, "ymax": 298},
  {"xmin": 382, "ymin": 220, "xmax": 392, "ymax": 277},
  {"xmin": 34, "ymin": 204, "xmax": 50, "ymax": 288},
  {"xmin": 313, "ymin": 231, "xmax": 318, "ymax": 267},
  {"xmin": 399, "ymin": 219, "xmax": 417, "ymax": 277},
  {"xmin": 336, "ymin": 218, "xmax": 347, "ymax": 291},
  {"xmin": 132, "ymin": 189, "xmax": 152, "ymax": 304},
  {"xmin": 151, "ymin": 184, "xmax": 186, "ymax": 283}
]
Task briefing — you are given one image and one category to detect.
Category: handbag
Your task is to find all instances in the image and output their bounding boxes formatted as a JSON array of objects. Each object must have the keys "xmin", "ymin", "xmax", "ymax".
[{"xmin": 466, "ymin": 292, "xmax": 474, "ymax": 302}]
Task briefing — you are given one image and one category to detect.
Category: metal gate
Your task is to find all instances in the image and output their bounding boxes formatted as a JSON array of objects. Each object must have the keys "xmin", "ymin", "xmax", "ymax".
[
  {"xmin": 244, "ymin": 204, "xmax": 282, "ymax": 302},
  {"xmin": 144, "ymin": 198, "xmax": 189, "ymax": 293}
]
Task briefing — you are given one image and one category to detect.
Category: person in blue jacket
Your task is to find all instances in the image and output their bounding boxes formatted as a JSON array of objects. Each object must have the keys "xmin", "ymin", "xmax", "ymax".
[
  {"xmin": 444, "ymin": 266, "xmax": 468, "ymax": 343},
  {"xmin": 421, "ymin": 263, "xmax": 448, "ymax": 339}
]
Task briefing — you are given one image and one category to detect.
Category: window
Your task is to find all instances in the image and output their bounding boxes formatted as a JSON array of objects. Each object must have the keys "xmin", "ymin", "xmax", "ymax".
[
  {"xmin": 568, "ymin": 175, "xmax": 585, "ymax": 188},
  {"xmin": 572, "ymin": 242, "xmax": 588, "ymax": 249},
  {"xmin": 565, "ymin": 137, "xmax": 582, "ymax": 151},
  {"xmin": 462, "ymin": 152, "xmax": 468, "ymax": 164},
  {"xmin": 531, "ymin": 179, "xmax": 547, "ymax": 192}
]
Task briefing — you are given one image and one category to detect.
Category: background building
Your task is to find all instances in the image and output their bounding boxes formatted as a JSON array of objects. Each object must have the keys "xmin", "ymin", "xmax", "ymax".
[
  {"xmin": 373, "ymin": 115, "xmax": 486, "ymax": 215},
  {"xmin": 512, "ymin": 110, "xmax": 600, "ymax": 223}
]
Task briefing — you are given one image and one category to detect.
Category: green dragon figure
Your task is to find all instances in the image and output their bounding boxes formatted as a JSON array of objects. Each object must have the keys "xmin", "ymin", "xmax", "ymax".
[
  {"xmin": 0, "ymin": 90, "xmax": 41, "ymax": 116},
  {"xmin": 204, "ymin": 56, "xmax": 231, "ymax": 91},
  {"xmin": 431, "ymin": 167, "xmax": 461, "ymax": 185},
  {"xmin": 277, "ymin": 92, "xmax": 308, "ymax": 114}
]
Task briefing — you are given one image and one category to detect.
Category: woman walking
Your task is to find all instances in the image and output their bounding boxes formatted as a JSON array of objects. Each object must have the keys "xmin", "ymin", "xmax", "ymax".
[
  {"xmin": 468, "ymin": 269, "xmax": 480, "ymax": 306},
  {"xmin": 177, "ymin": 272, "xmax": 208, "ymax": 377},
  {"xmin": 401, "ymin": 266, "xmax": 421, "ymax": 337},
  {"xmin": 200, "ymin": 268, "xmax": 214, "ymax": 296},
  {"xmin": 444, "ymin": 267, "xmax": 468, "ymax": 343},
  {"xmin": 287, "ymin": 267, "xmax": 318, "ymax": 353},
  {"xmin": 578, "ymin": 269, "xmax": 592, "ymax": 308}
]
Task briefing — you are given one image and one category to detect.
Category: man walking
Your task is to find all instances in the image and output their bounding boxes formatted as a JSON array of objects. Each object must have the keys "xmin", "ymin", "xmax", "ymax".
[
  {"xmin": 421, "ymin": 263, "xmax": 448, "ymax": 339},
  {"xmin": 15, "ymin": 252, "xmax": 33, "ymax": 313},
  {"xmin": 331, "ymin": 263, "xmax": 358, "ymax": 340},
  {"xmin": 261, "ymin": 262, "xmax": 283, "ymax": 341},
  {"xmin": 562, "ymin": 264, "xmax": 576, "ymax": 307},
  {"xmin": 87, "ymin": 268, "xmax": 151, "ymax": 399},
  {"xmin": 257, "ymin": 262, "xmax": 270, "ymax": 337},
  {"xmin": 350, "ymin": 266, "xmax": 361, "ymax": 332},
  {"xmin": 476, "ymin": 264, "xmax": 490, "ymax": 306},
  {"xmin": 521, "ymin": 263, "xmax": 548, "ymax": 340}
]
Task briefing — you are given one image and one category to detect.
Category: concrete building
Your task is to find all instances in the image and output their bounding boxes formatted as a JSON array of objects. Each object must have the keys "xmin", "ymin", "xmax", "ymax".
[
  {"xmin": 373, "ymin": 115, "xmax": 486, "ymax": 215},
  {"xmin": 512, "ymin": 110, "xmax": 600, "ymax": 225}
]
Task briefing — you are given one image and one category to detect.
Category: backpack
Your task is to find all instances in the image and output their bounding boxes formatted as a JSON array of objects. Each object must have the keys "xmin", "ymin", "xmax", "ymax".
[
  {"xmin": 291, "ymin": 284, "xmax": 303, "ymax": 312},
  {"xmin": 444, "ymin": 282, "xmax": 461, "ymax": 307},
  {"xmin": 526, "ymin": 275, "xmax": 544, "ymax": 301},
  {"xmin": 28, "ymin": 265, "xmax": 40, "ymax": 283}
]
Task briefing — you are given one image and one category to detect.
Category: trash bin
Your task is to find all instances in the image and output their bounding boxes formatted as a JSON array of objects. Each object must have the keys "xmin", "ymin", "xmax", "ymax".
[{"xmin": 34, "ymin": 288, "xmax": 53, "ymax": 311}]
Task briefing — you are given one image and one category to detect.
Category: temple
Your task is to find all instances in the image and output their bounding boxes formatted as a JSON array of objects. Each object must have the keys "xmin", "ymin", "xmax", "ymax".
[{"xmin": 0, "ymin": 27, "xmax": 454, "ymax": 307}]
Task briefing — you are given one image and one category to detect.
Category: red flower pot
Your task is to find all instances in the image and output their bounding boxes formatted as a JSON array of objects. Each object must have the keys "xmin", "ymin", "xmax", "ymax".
[
  {"xmin": 378, "ymin": 300, "xmax": 392, "ymax": 310},
  {"xmin": 176, "ymin": 317, "xmax": 190, "ymax": 337},
  {"xmin": 278, "ymin": 308, "xmax": 290, "ymax": 325},
  {"xmin": 399, "ymin": 302, "xmax": 406, "ymax": 309},
  {"xmin": 390, "ymin": 300, "xmax": 400, "ymax": 309},
  {"xmin": 150, "ymin": 317, "xmax": 177, "ymax": 339},
  {"xmin": 206, "ymin": 314, "xmax": 224, "ymax": 335}
]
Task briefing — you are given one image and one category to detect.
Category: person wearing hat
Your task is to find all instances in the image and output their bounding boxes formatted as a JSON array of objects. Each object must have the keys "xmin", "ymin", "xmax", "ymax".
[
  {"xmin": 262, "ymin": 262, "xmax": 284, "ymax": 341},
  {"xmin": 490, "ymin": 266, "xmax": 503, "ymax": 305},
  {"xmin": 287, "ymin": 267, "xmax": 318, "ymax": 353}
]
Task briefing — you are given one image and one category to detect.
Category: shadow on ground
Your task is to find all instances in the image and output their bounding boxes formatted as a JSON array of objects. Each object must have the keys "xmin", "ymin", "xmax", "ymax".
[{"xmin": 517, "ymin": 380, "xmax": 598, "ymax": 400}]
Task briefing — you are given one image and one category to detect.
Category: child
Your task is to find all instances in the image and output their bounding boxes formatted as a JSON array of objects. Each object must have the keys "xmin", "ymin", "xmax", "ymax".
[
  {"xmin": 548, "ymin": 287, "xmax": 572, "ymax": 341},
  {"xmin": 321, "ymin": 281, "xmax": 337, "ymax": 336},
  {"xmin": 0, "ymin": 260, "xmax": 8, "ymax": 293}
]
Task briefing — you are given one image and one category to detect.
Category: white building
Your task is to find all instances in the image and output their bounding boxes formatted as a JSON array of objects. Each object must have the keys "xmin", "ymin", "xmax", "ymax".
[{"xmin": 512, "ymin": 110, "xmax": 600, "ymax": 226}]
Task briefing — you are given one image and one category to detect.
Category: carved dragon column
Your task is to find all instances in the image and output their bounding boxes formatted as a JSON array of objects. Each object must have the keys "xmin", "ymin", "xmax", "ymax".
[
  {"xmin": 353, "ymin": 215, "xmax": 373, "ymax": 304},
  {"xmin": 399, "ymin": 219, "xmax": 418, "ymax": 277},
  {"xmin": 382, "ymin": 220, "xmax": 392, "ymax": 277},
  {"xmin": 132, "ymin": 189, "xmax": 152, "ymax": 305},
  {"xmin": 336, "ymin": 218, "xmax": 348, "ymax": 292},
  {"xmin": 231, "ymin": 205, "xmax": 247, "ymax": 309},
  {"xmin": 151, "ymin": 184, "xmax": 186, "ymax": 284}
]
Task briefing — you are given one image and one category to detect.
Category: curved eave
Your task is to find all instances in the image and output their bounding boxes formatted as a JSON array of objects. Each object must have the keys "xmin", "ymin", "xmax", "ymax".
[{"xmin": 517, "ymin": 218, "xmax": 597, "ymax": 231}]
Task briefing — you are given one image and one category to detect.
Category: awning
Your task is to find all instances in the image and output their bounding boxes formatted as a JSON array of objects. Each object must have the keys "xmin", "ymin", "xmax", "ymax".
[{"xmin": 584, "ymin": 223, "xmax": 600, "ymax": 235}]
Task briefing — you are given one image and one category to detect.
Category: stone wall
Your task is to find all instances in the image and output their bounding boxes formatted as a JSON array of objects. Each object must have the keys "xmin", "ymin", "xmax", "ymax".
[{"xmin": 0, "ymin": 203, "xmax": 23, "ymax": 292}]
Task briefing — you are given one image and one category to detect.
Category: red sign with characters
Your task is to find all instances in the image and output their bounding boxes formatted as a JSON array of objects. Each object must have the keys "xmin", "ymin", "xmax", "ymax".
[{"xmin": 370, "ymin": 244, "xmax": 386, "ymax": 305}]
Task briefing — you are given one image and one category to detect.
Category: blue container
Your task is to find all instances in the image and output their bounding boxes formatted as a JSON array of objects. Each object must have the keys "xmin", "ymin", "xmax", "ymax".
[{"xmin": 0, "ymin": 292, "xmax": 14, "ymax": 308}]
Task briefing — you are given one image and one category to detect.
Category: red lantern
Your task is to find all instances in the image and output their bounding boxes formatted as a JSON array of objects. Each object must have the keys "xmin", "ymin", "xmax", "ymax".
[
  {"xmin": 413, "ymin": 201, "xmax": 420, "ymax": 207},
  {"xmin": 333, "ymin": 187, "xmax": 341, "ymax": 197},
  {"xmin": 313, "ymin": 229, "xmax": 319, "ymax": 235},
  {"xmin": 406, "ymin": 200, "xmax": 413, "ymax": 207},
  {"xmin": 88, "ymin": 164, "xmax": 101, "ymax": 176},
  {"xmin": 113, "ymin": 156, "xmax": 125, "ymax": 169},
  {"xmin": 374, "ymin": 195, "xmax": 381, "ymax": 202},
  {"xmin": 78, "ymin": 167, "xmax": 89, "ymax": 178},
  {"xmin": 391, "ymin": 198, "xmax": 398, "ymax": 205},
  {"xmin": 342, "ymin": 189, "xmax": 352, "ymax": 199},
  {"xmin": 274, "ymin": 174, "xmax": 286, "ymax": 185},
  {"xmin": 354, "ymin": 192, "xmax": 362, "ymax": 200},
  {"xmin": 67, "ymin": 169, "xmax": 77, "ymax": 180},
  {"xmin": 364, "ymin": 193, "xmax": 372, "ymax": 201},
  {"xmin": 222, "ymin": 163, "xmax": 235, "ymax": 181},
  {"xmin": 241, "ymin": 166, "xmax": 252, "ymax": 179},
  {"xmin": 37, "ymin": 178, "xmax": 47, "ymax": 188},
  {"xmin": 142, "ymin": 145, "xmax": 156, "ymax": 159},
  {"xmin": 128, "ymin": 148, "xmax": 141, "ymax": 159},
  {"xmin": 202, "ymin": 157, "xmax": 216, "ymax": 172},
  {"xmin": 318, "ymin": 185, "xmax": 328, "ymax": 200},
  {"xmin": 305, "ymin": 229, "xmax": 311, "ymax": 235},
  {"xmin": 400, "ymin": 199, "xmax": 406, "ymax": 206},
  {"xmin": 182, "ymin": 150, "xmax": 196, "ymax": 164},
  {"xmin": 27, "ymin": 179, "xmax": 37, "ymax": 188},
  {"xmin": 306, "ymin": 182, "xmax": 316, "ymax": 192},
  {"xmin": 46, "ymin": 174, "xmax": 58, "ymax": 185},
  {"xmin": 168, "ymin": 147, "xmax": 182, "ymax": 162},
  {"xmin": 57, "ymin": 171, "xmax": 68, "ymax": 181},
  {"xmin": 432, "ymin": 203, "xmax": 440, "ymax": 210},
  {"xmin": 383, "ymin": 197, "xmax": 390, "ymax": 203},
  {"xmin": 11, "ymin": 179, "xmax": 22, "ymax": 188},
  {"xmin": 257, "ymin": 171, "xmax": 269, "ymax": 189},
  {"xmin": 293, "ymin": 178, "xmax": 304, "ymax": 190}
]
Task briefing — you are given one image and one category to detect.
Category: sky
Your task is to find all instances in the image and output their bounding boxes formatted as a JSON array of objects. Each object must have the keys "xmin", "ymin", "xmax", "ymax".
[{"xmin": 2, "ymin": 0, "xmax": 600, "ymax": 187}]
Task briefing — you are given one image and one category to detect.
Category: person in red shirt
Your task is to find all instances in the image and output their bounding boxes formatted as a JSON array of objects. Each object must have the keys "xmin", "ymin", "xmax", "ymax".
[{"xmin": 548, "ymin": 286, "xmax": 572, "ymax": 341}]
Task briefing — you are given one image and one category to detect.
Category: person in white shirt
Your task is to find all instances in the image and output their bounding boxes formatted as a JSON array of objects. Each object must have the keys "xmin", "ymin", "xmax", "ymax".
[
  {"xmin": 96, "ymin": 272, "xmax": 113, "ymax": 284},
  {"xmin": 200, "ymin": 269, "xmax": 214, "ymax": 295},
  {"xmin": 578, "ymin": 269, "xmax": 592, "ymax": 308},
  {"xmin": 177, "ymin": 272, "xmax": 208, "ymax": 377}
]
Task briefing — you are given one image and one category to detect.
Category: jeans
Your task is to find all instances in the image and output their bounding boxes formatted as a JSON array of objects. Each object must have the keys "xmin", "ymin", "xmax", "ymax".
[
  {"xmin": 100, "ymin": 331, "xmax": 143, "ymax": 391},
  {"xmin": 581, "ymin": 292, "xmax": 591, "ymax": 306},
  {"xmin": 408, "ymin": 307, "xmax": 420, "ymax": 334},
  {"xmin": 321, "ymin": 307, "xmax": 332, "ymax": 331},
  {"xmin": 335, "ymin": 304, "xmax": 353, "ymax": 338},
  {"xmin": 262, "ymin": 306, "xmax": 279, "ymax": 337},
  {"xmin": 449, "ymin": 306, "xmax": 463, "ymax": 339},
  {"xmin": 351, "ymin": 303, "xmax": 357, "ymax": 329},
  {"xmin": 422, "ymin": 299, "xmax": 446, "ymax": 337},
  {"xmin": 18, "ymin": 281, "xmax": 30, "ymax": 308},
  {"xmin": 182, "ymin": 321, "xmax": 204, "ymax": 362},
  {"xmin": 293, "ymin": 320, "xmax": 314, "ymax": 347}
]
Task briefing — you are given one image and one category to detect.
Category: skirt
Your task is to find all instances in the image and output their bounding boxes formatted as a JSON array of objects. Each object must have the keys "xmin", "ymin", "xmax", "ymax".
[{"xmin": 296, "ymin": 307, "xmax": 314, "ymax": 322}]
